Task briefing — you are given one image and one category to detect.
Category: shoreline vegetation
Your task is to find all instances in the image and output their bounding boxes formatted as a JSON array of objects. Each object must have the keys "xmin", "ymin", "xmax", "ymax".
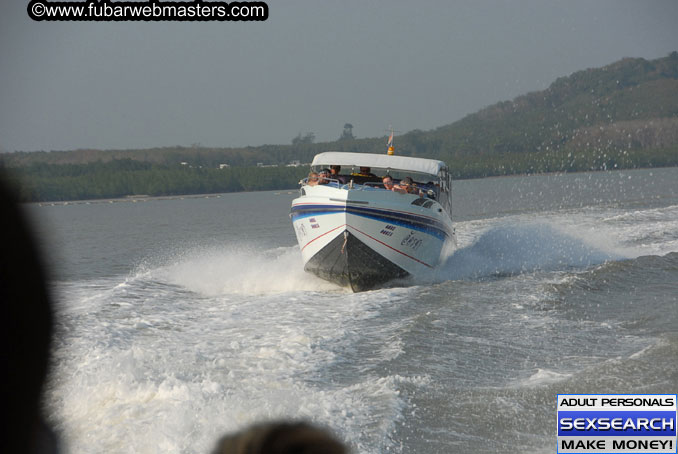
[
  {"xmin": 23, "ymin": 164, "xmax": 678, "ymax": 207},
  {"xmin": 2, "ymin": 52, "xmax": 677, "ymax": 203},
  {"xmin": 5, "ymin": 147, "xmax": 678, "ymax": 203}
]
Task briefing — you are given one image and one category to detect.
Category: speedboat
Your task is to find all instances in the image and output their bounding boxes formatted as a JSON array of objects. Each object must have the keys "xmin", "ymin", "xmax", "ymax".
[{"xmin": 290, "ymin": 151, "xmax": 456, "ymax": 291}]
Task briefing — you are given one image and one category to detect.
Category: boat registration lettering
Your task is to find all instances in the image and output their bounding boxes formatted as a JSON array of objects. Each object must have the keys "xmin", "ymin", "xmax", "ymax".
[
  {"xmin": 380, "ymin": 224, "xmax": 396, "ymax": 237},
  {"xmin": 308, "ymin": 217, "xmax": 320, "ymax": 229},
  {"xmin": 401, "ymin": 231, "xmax": 423, "ymax": 250}
]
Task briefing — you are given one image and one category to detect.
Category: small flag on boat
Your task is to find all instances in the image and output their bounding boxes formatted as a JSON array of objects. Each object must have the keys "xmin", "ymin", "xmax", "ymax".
[{"xmin": 387, "ymin": 128, "xmax": 394, "ymax": 155}]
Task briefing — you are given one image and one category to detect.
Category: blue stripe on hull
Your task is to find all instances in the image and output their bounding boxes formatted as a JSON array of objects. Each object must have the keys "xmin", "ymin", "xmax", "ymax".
[{"xmin": 290, "ymin": 204, "xmax": 452, "ymax": 241}]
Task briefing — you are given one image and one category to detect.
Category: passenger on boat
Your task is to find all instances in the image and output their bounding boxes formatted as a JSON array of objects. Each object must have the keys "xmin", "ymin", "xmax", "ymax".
[
  {"xmin": 306, "ymin": 172, "xmax": 319, "ymax": 186},
  {"xmin": 330, "ymin": 165, "xmax": 348, "ymax": 184},
  {"xmin": 350, "ymin": 166, "xmax": 380, "ymax": 185},
  {"xmin": 382, "ymin": 175, "xmax": 406, "ymax": 193},
  {"xmin": 396, "ymin": 177, "xmax": 424, "ymax": 196},
  {"xmin": 352, "ymin": 166, "xmax": 377, "ymax": 178},
  {"xmin": 318, "ymin": 169, "xmax": 331, "ymax": 185}
]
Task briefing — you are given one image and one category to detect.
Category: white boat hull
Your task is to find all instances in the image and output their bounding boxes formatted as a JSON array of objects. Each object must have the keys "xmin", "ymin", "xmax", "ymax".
[{"xmin": 291, "ymin": 185, "xmax": 455, "ymax": 291}]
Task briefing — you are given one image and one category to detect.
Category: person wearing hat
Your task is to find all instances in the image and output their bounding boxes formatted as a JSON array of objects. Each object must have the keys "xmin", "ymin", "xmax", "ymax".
[
  {"xmin": 396, "ymin": 177, "xmax": 424, "ymax": 196},
  {"xmin": 317, "ymin": 169, "xmax": 331, "ymax": 185}
]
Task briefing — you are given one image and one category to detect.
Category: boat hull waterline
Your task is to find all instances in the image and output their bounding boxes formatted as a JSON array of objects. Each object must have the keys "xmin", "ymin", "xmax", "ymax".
[{"xmin": 291, "ymin": 191, "xmax": 454, "ymax": 291}]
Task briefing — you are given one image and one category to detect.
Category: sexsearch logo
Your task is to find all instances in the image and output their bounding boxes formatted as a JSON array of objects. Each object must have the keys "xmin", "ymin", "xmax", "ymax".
[{"xmin": 557, "ymin": 394, "xmax": 677, "ymax": 453}]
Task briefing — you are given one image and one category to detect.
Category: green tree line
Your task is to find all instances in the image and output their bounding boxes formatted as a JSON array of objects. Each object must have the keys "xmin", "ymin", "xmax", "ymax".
[
  {"xmin": 5, "ymin": 160, "xmax": 309, "ymax": 202},
  {"xmin": 5, "ymin": 144, "xmax": 677, "ymax": 202}
]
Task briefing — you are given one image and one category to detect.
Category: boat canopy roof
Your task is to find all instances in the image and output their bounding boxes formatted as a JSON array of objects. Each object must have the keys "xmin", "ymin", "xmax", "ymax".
[{"xmin": 311, "ymin": 152, "xmax": 447, "ymax": 177}]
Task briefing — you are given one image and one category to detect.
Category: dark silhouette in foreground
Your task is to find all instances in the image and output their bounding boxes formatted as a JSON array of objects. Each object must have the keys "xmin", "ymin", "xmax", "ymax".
[
  {"xmin": 211, "ymin": 421, "xmax": 347, "ymax": 454},
  {"xmin": 0, "ymin": 174, "xmax": 59, "ymax": 453}
]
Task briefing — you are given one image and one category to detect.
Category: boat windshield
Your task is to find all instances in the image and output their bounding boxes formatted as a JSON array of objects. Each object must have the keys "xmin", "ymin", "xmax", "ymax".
[{"xmin": 306, "ymin": 165, "xmax": 452, "ymax": 214}]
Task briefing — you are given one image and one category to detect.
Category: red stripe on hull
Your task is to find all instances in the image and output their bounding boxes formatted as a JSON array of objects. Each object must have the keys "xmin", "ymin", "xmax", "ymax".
[{"xmin": 347, "ymin": 224, "xmax": 434, "ymax": 268}]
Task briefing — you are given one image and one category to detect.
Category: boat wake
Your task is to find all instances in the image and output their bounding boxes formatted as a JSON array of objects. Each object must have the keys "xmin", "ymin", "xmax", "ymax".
[
  {"xmin": 142, "ymin": 244, "xmax": 343, "ymax": 296},
  {"xmin": 51, "ymin": 247, "xmax": 412, "ymax": 454},
  {"xmin": 127, "ymin": 203, "xmax": 677, "ymax": 295},
  {"xmin": 435, "ymin": 223, "xmax": 625, "ymax": 282},
  {"xmin": 134, "ymin": 222, "xmax": 628, "ymax": 295}
]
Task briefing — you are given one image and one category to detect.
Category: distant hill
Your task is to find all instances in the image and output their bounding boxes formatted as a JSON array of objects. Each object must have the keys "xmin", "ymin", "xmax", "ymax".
[
  {"xmin": 2, "ymin": 52, "xmax": 677, "ymax": 201},
  {"xmin": 412, "ymin": 52, "xmax": 678, "ymax": 174}
]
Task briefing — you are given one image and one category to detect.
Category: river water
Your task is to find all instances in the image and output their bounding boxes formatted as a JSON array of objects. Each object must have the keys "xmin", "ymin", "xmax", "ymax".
[{"xmin": 27, "ymin": 167, "xmax": 678, "ymax": 453}]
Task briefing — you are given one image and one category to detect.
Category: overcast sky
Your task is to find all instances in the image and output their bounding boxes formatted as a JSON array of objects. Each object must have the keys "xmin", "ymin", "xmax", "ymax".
[{"xmin": 1, "ymin": 0, "xmax": 676, "ymax": 152}]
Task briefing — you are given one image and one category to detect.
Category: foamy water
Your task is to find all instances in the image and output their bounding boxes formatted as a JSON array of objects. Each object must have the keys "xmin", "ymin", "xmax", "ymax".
[
  {"xmin": 154, "ymin": 245, "xmax": 340, "ymax": 295},
  {"xmin": 50, "ymin": 256, "xmax": 420, "ymax": 453},
  {"xmin": 36, "ymin": 168, "xmax": 678, "ymax": 453}
]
